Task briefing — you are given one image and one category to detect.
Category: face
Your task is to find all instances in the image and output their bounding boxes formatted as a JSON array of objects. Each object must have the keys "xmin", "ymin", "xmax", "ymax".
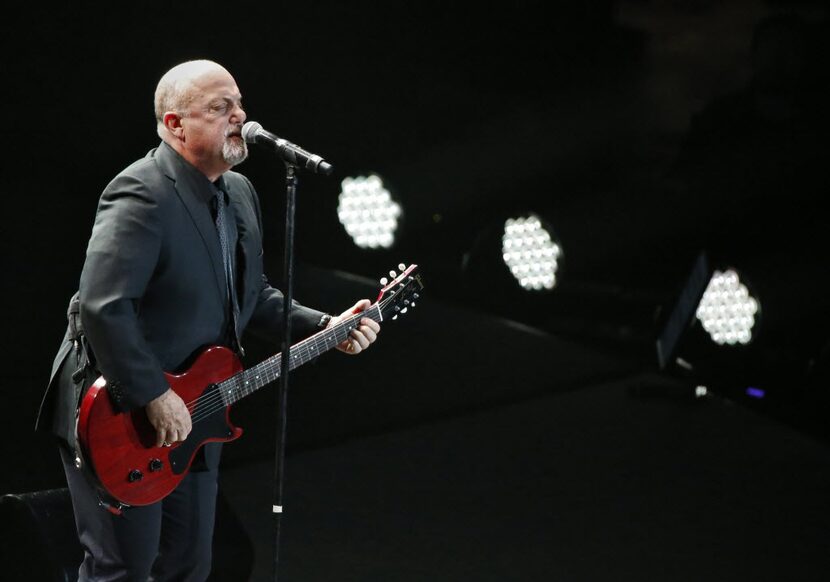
[{"xmin": 177, "ymin": 68, "xmax": 247, "ymax": 176}]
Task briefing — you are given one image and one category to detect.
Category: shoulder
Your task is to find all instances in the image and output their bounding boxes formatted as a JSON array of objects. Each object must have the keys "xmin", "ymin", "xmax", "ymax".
[{"xmin": 100, "ymin": 148, "xmax": 174, "ymax": 206}]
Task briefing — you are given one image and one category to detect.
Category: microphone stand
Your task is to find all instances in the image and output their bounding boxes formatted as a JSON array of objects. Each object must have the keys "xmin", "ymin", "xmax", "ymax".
[{"xmin": 273, "ymin": 161, "xmax": 298, "ymax": 581}]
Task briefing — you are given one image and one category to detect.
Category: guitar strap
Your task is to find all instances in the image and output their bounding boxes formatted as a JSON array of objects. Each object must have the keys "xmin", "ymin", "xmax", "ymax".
[
  {"xmin": 62, "ymin": 292, "xmax": 129, "ymax": 514},
  {"xmin": 67, "ymin": 291, "xmax": 97, "ymax": 384},
  {"xmin": 65, "ymin": 293, "xmax": 97, "ymax": 472}
]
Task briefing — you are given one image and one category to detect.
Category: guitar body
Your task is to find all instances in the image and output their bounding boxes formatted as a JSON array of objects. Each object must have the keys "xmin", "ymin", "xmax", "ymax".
[{"xmin": 77, "ymin": 346, "xmax": 244, "ymax": 507}]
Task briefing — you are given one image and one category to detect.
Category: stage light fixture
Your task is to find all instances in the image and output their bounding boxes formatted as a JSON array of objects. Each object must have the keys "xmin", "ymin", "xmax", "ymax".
[
  {"xmin": 695, "ymin": 269, "xmax": 760, "ymax": 346},
  {"xmin": 337, "ymin": 174, "xmax": 402, "ymax": 249},
  {"xmin": 501, "ymin": 214, "xmax": 562, "ymax": 291},
  {"xmin": 657, "ymin": 251, "xmax": 767, "ymax": 390}
]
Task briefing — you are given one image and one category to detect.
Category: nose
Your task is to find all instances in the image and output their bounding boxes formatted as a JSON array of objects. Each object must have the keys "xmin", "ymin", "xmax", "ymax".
[{"xmin": 231, "ymin": 101, "xmax": 246, "ymax": 125}]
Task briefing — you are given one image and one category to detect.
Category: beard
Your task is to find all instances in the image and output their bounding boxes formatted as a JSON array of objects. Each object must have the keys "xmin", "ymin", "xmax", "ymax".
[{"xmin": 222, "ymin": 136, "xmax": 248, "ymax": 166}]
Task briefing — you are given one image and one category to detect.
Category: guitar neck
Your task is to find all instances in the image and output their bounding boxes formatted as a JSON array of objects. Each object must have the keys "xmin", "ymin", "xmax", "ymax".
[{"xmin": 218, "ymin": 304, "xmax": 382, "ymax": 406}]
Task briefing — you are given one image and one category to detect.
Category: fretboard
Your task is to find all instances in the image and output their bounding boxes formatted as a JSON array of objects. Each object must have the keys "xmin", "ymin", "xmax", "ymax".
[{"xmin": 218, "ymin": 304, "xmax": 382, "ymax": 406}]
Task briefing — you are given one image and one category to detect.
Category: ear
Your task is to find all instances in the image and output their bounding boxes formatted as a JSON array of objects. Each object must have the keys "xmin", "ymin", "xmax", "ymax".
[{"xmin": 163, "ymin": 112, "xmax": 185, "ymax": 138}]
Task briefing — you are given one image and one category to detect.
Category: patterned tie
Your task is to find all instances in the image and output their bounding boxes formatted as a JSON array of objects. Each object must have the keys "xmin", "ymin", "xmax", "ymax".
[{"xmin": 214, "ymin": 189, "xmax": 240, "ymax": 348}]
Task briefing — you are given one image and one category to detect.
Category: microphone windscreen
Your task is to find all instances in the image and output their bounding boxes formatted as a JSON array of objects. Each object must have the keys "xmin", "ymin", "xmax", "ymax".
[{"xmin": 241, "ymin": 121, "xmax": 263, "ymax": 144}]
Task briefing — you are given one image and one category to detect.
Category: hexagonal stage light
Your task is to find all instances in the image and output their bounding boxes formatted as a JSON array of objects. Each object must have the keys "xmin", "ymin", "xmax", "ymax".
[
  {"xmin": 501, "ymin": 214, "xmax": 563, "ymax": 291},
  {"xmin": 695, "ymin": 269, "xmax": 760, "ymax": 346},
  {"xmin": 337, "ymin": 174, "xmax": 402, "ymax": 249}
]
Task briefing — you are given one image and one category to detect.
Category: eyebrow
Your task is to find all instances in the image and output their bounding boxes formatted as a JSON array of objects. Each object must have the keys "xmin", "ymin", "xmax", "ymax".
[{"xmin": 209, "ymin": 95, "xmax": 243, "ymax": 108}]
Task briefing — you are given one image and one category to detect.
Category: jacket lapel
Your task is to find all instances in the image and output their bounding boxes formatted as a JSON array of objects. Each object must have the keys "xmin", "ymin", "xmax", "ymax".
[
  {"xmin": 227, "ymin": 186, "xmax": 250, "ymax": 310},
  {"xmin": 154, "ymin": 143, "xmax": 226, "ymax": 301}
]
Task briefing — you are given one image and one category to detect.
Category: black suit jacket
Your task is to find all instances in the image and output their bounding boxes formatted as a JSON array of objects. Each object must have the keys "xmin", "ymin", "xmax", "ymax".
[{"xmin": 37, "ymin": 142, "xmax": 325, "ymax": 456}]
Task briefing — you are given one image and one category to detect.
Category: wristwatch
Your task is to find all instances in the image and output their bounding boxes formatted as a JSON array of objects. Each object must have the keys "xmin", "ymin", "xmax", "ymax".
[{"xmin": 317, "ymin": 313, "xmax": 333, "ymax": 329}]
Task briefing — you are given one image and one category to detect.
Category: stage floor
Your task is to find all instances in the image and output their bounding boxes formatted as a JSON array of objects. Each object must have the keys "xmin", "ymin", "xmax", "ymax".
[{"xmin": 220, "ymin": 371, "xmax": 830, "ymax": 581}]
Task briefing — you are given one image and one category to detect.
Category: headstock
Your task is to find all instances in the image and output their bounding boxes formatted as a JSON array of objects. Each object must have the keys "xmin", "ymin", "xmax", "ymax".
[{"xmin": 376, "ymin": 264, "xmax": 424, "ymax": 321}]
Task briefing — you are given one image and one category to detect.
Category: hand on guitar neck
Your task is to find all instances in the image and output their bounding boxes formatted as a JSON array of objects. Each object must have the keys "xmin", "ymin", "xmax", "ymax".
[{"xmin": 331, "ymin": 299, "xmax": 381, "ymax": 355}]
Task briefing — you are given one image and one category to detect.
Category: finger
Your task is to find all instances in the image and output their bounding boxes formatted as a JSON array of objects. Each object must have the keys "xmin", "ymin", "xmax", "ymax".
[
  {"xmin": 157, "ymin": 428, "xmax": 168, "ymax": 448},
  {"xmin": 361, "ymin": 317, "xmax": 380, "ymax": 333},
  {"xmin": 358, "ymin": 325, "xmax": 377, "ymax": 344},
  {"xmin": 351, "ymin": 299, "xmax": 371, "ymax": 314},
  {"xmin": 350, "ymin": 330, "xmax": 370, "ymax": 350}
]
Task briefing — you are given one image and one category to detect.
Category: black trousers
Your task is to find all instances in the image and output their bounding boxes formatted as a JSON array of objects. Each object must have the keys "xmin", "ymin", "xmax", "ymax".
[{"xmin": 59, "ymin": 445, "xmax": 218, "ymax": 582}]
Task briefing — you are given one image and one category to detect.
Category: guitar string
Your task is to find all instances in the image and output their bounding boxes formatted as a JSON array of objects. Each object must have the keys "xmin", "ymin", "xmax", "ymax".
[
  {"xmin": 184, "ymin": 297, "xmax": 397, "ymax": 425},
  {"xmin": 185, "ymin": 294, "xmax": 398, "ymax": 424},
  {"xmin": 186, "ymin": 325, "xmax": 348, "ymax": 424},
  {"xmin": 185, "ymin": 311, "xmax": 360, "ymax": 413},
  {"xmin": 185, "ymin": 276, "xmax": 416, "ymax": 423},
  {"xmin": 186, "ymin": 311, "xmax": 367, "ymax": 424},
  {"xmin": 186, "ymin": 327, "xmax": 349, "ymax": 425}
]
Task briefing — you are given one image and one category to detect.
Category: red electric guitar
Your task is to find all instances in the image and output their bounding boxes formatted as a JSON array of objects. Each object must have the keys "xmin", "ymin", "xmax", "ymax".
[{"xmin": 77, "ymin": 264, "xmax": 423, "ymax": 508}]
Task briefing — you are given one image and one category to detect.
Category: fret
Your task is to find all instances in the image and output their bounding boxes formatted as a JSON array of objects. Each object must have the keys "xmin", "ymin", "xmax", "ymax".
[{"xmin": 213, "ymin": 304, "xmax": 386, "ymax": 407}]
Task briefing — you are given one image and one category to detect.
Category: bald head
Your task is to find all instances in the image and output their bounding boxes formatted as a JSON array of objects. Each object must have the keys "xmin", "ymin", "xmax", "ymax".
[
  {"xmin": 154, "ymin": 60, "xmax": 231, "ymax": 138},
  {"xmin": 152, "ymin": 59, "xmax": 247, "ymax": 180}
]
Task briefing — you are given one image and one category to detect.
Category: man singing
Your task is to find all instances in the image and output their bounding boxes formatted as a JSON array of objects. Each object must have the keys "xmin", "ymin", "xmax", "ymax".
[{"xmin": 36, "ymin": 59, "xmax": 380, "ymax": 581}]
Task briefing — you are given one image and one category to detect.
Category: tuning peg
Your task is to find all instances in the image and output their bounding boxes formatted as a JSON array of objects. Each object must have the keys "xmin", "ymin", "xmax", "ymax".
[
  {"xmin": 392, "ymin": 315, "xmax": 398, "ymax": 320},
  {"xmin": 413, "ymin": 293, "xmax": 419, "ymax": 300},
  {"xmin": 398, "ymin": 263, "xmax": 406, "ymax": 271},
  {"xmin": 380, "ymin": 277, "xmax": 388, "ymax": 286},
  {"xmin": 400, "ymin": 307, "xmax": 408, "ymax": 314},
  {"xmin": 389, "ymin": 270, "xmax": 397, "ymax": 278},
  {"xmin": 411, "ymin": 302, "xmax": 416, "ymax": 307}
]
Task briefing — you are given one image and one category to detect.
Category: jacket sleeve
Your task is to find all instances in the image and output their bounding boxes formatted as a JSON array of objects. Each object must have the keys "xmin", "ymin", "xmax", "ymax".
[
  {"xmin": 247, "ymin": 275, "xmax": 327, "ymax": 343},
  {"xmin": 78, "ymin": 171, "xmax": 169, "ymax": 411}
]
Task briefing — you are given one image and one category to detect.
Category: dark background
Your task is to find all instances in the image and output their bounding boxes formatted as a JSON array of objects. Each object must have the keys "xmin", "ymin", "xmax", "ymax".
[{"xmin": 2, "ymin": 1, "xmax": 830, "ymax": 579}]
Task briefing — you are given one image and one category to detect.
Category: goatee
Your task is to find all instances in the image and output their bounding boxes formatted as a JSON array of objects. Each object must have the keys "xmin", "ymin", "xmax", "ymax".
[{"xmin": 223, "ymin": 138, "xmax": 248, "ymax": 166}]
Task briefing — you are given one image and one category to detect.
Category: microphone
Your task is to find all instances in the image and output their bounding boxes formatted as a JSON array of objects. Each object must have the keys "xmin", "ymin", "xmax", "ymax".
[{"xmin": 242, "ymin": 121, "xmax": 333, "ymax": 175}]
